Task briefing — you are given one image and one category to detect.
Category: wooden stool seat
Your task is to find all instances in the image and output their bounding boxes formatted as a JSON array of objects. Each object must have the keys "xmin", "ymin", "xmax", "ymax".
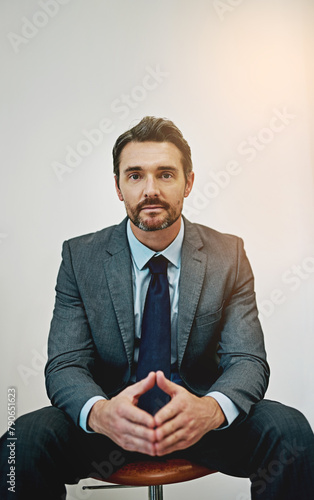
[
  {"xmin": 106, "ymin": 458, "xmax": 217, "ymax": 486},
  {"xmin": 83, "ymin": 458, "xmax": 217, "ymax": 498}
]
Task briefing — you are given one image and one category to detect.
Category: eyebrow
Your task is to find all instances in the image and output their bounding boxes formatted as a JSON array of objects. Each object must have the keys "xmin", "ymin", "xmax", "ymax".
[{"xmin": 122, "ymin": 166, "xmax": 179, "ymax": 174}]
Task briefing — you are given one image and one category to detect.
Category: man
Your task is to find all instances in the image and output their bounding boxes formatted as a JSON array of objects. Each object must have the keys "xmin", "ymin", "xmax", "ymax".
[{"xmin": 0, "ymin": 116, "xmax": 313, "ymax": 499}]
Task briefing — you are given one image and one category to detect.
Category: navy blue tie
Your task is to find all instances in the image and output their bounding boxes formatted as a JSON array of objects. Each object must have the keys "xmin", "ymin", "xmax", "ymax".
[{"xmin": 136, "ymin": 255, "xmax": 171, "ymax": 415}]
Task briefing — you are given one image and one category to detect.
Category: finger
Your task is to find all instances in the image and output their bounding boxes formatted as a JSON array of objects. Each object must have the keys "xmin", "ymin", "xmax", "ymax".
[
  {"xmin": 155, "ymin": 413, "xmax": 183, "ymax": 442},
  {"xmin": 155, "ymin": 430, "xmax": 189, "ymax": 456},
  {"xmin": 115, "ymin": 431, "xmax": 157, "ymax": 456},
  {"xmin": 155, "ymin": 440, "xmax": 186, "ymax": 456},
  {"xmin": 154, "ymin": 398, "xmax": 178, "ymax": 427},
  {"xmin": 117, "ymin": 414, "xmax": 157, "ymax": 443},
  {"xmin": 122, "ymin": 400, "xmax": 156, "ymax": 429}
]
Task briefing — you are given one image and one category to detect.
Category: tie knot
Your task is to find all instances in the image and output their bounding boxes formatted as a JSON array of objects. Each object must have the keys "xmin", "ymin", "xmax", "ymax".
[{"xmin": 148, "ymin": 255, "xmax": 168, "ymax": 275}]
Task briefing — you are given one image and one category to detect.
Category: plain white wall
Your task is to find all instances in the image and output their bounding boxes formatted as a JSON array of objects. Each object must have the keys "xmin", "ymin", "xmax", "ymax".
[{"xmin": 1, "ymin": 1, "xmax": 313, "ymax": 498}]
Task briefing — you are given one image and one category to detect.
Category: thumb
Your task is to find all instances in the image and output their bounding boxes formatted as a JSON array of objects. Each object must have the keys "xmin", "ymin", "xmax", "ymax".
[
  {"xmin": 155, "ymin": 370, "xmax": 179, "ymax": 397},
  {"xmin": 128, "ymin": 372, "xmax": 156, "ymax": 402}
]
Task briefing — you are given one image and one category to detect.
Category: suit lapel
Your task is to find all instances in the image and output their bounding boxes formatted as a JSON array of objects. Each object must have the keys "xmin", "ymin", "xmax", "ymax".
[
  {"xmin": 103, "ymin": 217, "xmax": 207, "ymax": 369},
  {"xmin": 177, "ymin": 218, "xmax": 207, "ymax": 366},
  {"xmin": 103, "ymin": 218, "xmax": 135, "ymax": 366}
]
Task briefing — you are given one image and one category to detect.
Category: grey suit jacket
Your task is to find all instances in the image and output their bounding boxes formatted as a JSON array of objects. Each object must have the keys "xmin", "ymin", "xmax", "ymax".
[{"xmin": 45, "ymin": 217, "xmax": 270, "ymax": 426}]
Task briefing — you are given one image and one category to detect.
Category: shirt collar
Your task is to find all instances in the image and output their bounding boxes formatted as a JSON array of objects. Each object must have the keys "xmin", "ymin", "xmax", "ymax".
[{"xmin": 127, "ymin": 218, "xmax": 184, "ymax": 271}]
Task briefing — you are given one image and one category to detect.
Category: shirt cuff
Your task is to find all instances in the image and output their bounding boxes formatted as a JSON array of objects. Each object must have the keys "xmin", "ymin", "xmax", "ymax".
[
  {"xmin": 79, "ymin": 396, "xmax": 106, "ymax": 433},
  {"xmin": 206, "ymin": 391, "xmax": 240, "ymax": 429}
]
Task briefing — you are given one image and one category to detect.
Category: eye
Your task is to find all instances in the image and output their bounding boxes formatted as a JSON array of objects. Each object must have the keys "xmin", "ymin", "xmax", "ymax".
[
  {"xmin": 129, "ymin": 173, "xmax": 141, "ymax": 180},
  {"xmin": 161, "ymin": 172, "xmax": 173, "ymax": 179}
]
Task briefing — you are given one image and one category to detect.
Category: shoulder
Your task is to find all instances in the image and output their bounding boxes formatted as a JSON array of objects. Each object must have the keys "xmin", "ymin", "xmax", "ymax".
[
  {"xmin": 183, "ymin": 217, "xmax": 243, "ymax": 254},
  {"xmin": 61, "ymin": 218, "xmax": 128, "ymax": 259},
  {"xmin": 183, "ymin": 219, "xmax": 254, "ymax": 283},
  {"xmin": 67, "ymin": 225, "xmax": 118, "ymax": 247}
]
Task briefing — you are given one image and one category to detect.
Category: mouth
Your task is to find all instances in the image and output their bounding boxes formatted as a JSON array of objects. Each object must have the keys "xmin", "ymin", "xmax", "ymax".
[
  {"xmin": 140, "ymin": 206, "xmax": 167, "ymax": 215},
  {"xmin": 141, "ymin": 205, "xmax": 164, "ymax": 210}
]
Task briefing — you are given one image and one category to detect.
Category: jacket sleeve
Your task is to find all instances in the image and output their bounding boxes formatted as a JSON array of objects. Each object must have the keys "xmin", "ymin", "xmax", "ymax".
[
  {"xmin": 45, "ymin": 240, "xmax": 108, "ymax": 426},
  {"xmin": 208, "ymin": 237, "xmax": 270, "ymax": 415}
]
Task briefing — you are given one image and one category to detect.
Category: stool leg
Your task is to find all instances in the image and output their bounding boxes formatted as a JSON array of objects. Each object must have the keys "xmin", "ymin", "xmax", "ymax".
[{"xmin": 148, "ymin": 485, "xmax": 163, "ymax": 500}]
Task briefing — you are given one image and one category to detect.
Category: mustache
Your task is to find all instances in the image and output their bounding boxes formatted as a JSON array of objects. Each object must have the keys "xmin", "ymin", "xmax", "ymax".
[{"xmin": 137, "ymin": 198, "xmax": 170, "ymax": 211}]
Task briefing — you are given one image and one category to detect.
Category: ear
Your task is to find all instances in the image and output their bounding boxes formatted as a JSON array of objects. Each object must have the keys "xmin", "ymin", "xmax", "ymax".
[
  {"xmin": 114, "ymin": 176, "xmax": 124, "ymax": 201},
  {"xmin": 184, "ymin": 171, "xmax": 194, "ymax": 198}
]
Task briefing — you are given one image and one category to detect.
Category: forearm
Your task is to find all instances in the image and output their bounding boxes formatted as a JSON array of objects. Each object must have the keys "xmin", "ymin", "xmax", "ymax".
[
  {"xmin": 209, "ymin": 356, "xmax": 270, "ymax": 415},
  {"xmin": 45, "ymin": 361, "xmax": 108, "ymax": 425}
]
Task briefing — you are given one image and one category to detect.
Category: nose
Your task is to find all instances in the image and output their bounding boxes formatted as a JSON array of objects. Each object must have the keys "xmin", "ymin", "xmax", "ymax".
[{"xmin": 143, "ymin": 175, "xmax": 160, "ymax": 197}]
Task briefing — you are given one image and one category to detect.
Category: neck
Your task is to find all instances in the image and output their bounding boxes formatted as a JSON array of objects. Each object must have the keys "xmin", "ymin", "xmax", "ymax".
[{"xmin": 130, "ymin": 217, "xmax": 182, "ymax": 251}]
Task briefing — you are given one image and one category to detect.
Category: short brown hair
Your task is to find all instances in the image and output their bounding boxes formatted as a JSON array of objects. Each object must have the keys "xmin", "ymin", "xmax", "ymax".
[{"xmin": 112, "ymin": 116, "xmax": 193, "ymax": 186}]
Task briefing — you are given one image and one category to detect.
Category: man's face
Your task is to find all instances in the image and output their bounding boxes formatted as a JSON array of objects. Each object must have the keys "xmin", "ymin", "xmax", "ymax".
[{"xmin": 115, "ymin": 141, "xmax": 194, "ymax": 232}]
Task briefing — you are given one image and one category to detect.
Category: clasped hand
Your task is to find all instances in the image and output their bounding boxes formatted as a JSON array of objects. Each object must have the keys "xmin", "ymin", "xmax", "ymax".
[{"xmin": 88, "ymin": 371, "xmax": 225, "ymax": 456}]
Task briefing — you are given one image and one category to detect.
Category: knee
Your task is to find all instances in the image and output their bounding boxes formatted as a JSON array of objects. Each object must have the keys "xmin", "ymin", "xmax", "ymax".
[
  {"xmin": 254, "ymin": 400, "xmax": 314, "ymax": 451},
  {"xmin": 16, "ymin": 406, "xmax": 73, "ymax": 447}
]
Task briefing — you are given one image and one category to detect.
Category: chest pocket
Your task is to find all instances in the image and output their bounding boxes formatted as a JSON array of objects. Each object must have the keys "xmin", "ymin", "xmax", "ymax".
[{"xmin": 194, "ymin": 302, "xmax": 224, "ymax": 327}]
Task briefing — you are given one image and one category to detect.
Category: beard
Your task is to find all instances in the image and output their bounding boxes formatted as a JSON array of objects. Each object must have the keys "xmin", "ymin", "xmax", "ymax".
[{"xmin": 125, "ymin": 197, "xmax": 182, "ymax": 232}]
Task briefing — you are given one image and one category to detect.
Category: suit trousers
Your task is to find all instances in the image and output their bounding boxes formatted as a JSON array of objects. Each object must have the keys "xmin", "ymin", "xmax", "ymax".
[{"xmin": 0, "ymin": 399, "xmax": 313, "ymax": 500}]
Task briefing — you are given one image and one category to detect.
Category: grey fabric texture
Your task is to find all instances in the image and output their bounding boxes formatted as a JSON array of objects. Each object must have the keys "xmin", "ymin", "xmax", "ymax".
[{"xmin": 45, "ymin": 217, "xmax": 270, "ymax": 426}]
